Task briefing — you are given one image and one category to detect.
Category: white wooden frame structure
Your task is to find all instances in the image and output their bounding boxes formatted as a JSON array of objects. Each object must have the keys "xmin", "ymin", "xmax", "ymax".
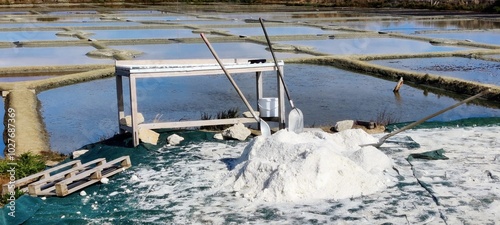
[{"xmin": 115, "ymin": 59, "xmax": 286, "ymax": 147}]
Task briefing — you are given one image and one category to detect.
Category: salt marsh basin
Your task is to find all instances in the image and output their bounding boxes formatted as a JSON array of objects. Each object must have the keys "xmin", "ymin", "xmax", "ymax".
[{"xmin": 0, "ymin": 3, "xmax": 499, "ymax": 224}]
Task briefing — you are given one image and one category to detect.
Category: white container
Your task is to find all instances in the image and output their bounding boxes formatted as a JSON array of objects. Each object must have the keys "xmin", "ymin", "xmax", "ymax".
[{"xmin": 258, "ymin": 97, "xmax": 279, "ymax": 117}]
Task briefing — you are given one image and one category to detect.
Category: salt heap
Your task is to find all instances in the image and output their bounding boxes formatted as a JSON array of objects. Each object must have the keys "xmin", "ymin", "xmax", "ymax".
[{"xmin": 225, "ymin": 129, "xmax": 395, "ymax": 203}]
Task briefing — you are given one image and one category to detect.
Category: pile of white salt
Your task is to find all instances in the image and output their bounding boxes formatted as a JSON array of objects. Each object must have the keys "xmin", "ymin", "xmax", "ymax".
[{"xmin": 224, "ymin": 129, "xmax": 396, "ymax": 203}]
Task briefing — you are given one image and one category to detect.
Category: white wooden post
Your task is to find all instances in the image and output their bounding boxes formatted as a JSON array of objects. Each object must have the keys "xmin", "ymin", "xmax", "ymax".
[
  {"xmin": 129, "ymin": 76, "xmax": 140, "ymax": 146},
  {"xmin": 116, "ymin": 75, "xmax": 125, "ymax": 134},
  {"xmin": 277, "ymin": 64, "xmax": 286, "ymax": 129}
]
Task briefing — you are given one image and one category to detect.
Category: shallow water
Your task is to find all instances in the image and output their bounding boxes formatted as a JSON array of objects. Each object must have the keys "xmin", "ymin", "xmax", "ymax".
[
  {"xmin": 416, "ymin": 31, "xmax": 500, "ymax": 45},
  {"xmin": 0, "ymin": 30, "xmax": 75, "ymax": 41},
  {"xmin": 38, "ymin": 64, "xmax": 500, "ymax": 154},
  {"xmin": 0, "ymin": 21, "xmax": 142, "ymax": 28},
  {"xmin": 87, "ymin": 28, "xmax": 201, "ymax": 39},
  {"xmin": 0, "ymin": 98, "xmax": 3, "ymax": 156},
  {"xmin": 220, "ymin": 26, "xmax": 344, "ymax": 36},
  {"xmin": 340, "ymin": 19, "xmax": 500, "ymax": 33},
  {"xmin": 280, "ymin": 37, "xmax": 472, "ymax": 55},
  {"xmin": 0, "ymin": 46, "xmax": 113, "ymax": 67},
  {"xmin": 0, "ymin": 75, "xmax": 53, "ymax": 82},
  {"xmin": 112, "ymin": 43, "xmax": 311, "ymax": 60},
  {"xmin": 371, "ymin": 57, "xmax": 500, "ymax": 86},
  {"xmin": 123, "ymin": 15, "xmax": 202, "ymax": 21}
]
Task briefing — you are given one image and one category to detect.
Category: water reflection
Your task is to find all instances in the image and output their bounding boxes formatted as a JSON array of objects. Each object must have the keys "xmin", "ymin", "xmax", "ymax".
[
  {"xmin": 88, "ymin": 28, "xmax": 200, "ymax": 39},
  {"xmin": 0, "ymin": 46, "xmax": 113, "ymax": 67},
  {"xmin": 280, "ymin": 38, "xmax": 471, "ymax": 55},
  {"xmin": 112, "ymin": 43, "xmax": 311, "ymax": 60},
  {"xmin": 416, "ymin": 31, "xmax": 500, "ymax": 45},
  {"xmin": 333, "ymin": 19, "xmax": 500, "ymax": 33},
  {"xmin": 221, "ymin": 26, "xmax": 344, "ymax": 36},
  {"xmin": 0, "ymin": 76, "xmax": 53, "ymax": 82},
  {"xmin": 39, "ymin": 64, "xmax": 500, "ymax": 154},
  {"xmin": 371, "ymin": 57, "xmax": 500, "ymax": 86},
  {"xmin": 0, "ymin": 30, "xmax": 74, "ymax": 41}
]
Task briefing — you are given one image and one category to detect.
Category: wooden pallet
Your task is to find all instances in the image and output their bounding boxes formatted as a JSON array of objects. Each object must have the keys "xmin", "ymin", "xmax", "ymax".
[
  {"xmin": 2, "ymin": 160, "xmax": 82, "ymax": 195},
  {"xmin": 55, "ymin": 156, "xmax": 131, "ymax": 197},
  {"xmin": 27, "ymin": 158, "xmax": 106, "ymax": 196},
  {"xmin": 2, "ymin": 156, "xmax": 131, "ymax": 197}
]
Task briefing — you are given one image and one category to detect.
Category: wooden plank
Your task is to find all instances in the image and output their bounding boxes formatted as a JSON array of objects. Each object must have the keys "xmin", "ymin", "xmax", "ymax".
[
  {"xmin": 120, "ymin": 67, "xmax": 278, "ymax": 79},
  {"xmin": 129, "ymin": 76, "xmax": 140, "ymax": 147},
  {"xmin": 27, "ymin": 158, "xmax": 106, "ymax": 196},
  {"xmin": 55, "ymin": 156, "xmax": 131, "ymax": 197},
  {"xmin": 116, "ymin": 75, "xmax": 125, "ymax": 134},
  {"xmin": 138, "ymin": 118, "xmax": 256, "ymax": 130},
  {"xmin": 2, "ymin": 160, "xmax": 82, "ymax": 195},
  {"xmin": 278, "ymin": 64, "xmax": 286, "ymax": 129},
  {"xmin": 116, "ymin": 58, "xmax": 250, "ymax": 67}
]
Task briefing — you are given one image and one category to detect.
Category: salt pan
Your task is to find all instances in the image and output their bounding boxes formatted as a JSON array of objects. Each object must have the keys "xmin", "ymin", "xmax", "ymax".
[{"xmin": 224, "ymin": 129, "xmax": 396, "ymax": 203}]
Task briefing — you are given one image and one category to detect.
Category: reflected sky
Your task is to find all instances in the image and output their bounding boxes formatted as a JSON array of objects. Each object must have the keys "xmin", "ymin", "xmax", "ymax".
[
  {"xmin": 46, "ymin": 11, "xmax": 98, "ymax": 15},
  {"xmin": 220, "ymin": 26, "xmax": 344, "ymax": 36},
  {"xmin": 0, "ymin": 75, "xmax": 53, "ymax": 82},
  {"xmin": 0, "ymin": 21, "xmax": 142, "ymax": 28},
  {"xmin": 339, "ymin": 20, "xmax": 500, "ymax": 34},
  {"xmin": 0, "ymin": 30, "xmax": 75, "ymax": 41},
  {"xmin": 415, "ymin": 31, "xmax": 500, "ymax": 45},
  {"xmin": 39, "ymin": 64, "xmax": 500, "ymax": 154},
  {"xmin": 112, "ymin": 43, "xmax": 311, "ymax": 60},
  {"xmin": 371, "ymin": 57, "xmax": 500, "ymax": 86},
  {"xmin": 88, "ymin": 28, "xmax": 200, "ymax": 39},
  {"xmin": 0, "ymin": 46, "xmax": 113, "ymax": 67},
  {"xmin": 124, "ymin": 15, "xmax": 201, "ymax": 21},
  {"xmin": 280, "ymin": 38, "xmax": 472, "ymax": 55},
  {"xmin": 0, "ymin": 98, "xmax": 3, "ymax": 156}
]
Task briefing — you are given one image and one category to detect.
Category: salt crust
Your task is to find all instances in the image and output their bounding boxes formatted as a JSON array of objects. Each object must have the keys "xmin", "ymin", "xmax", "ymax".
[{"xmin": 225, "ymin": 129, "xmax": 396, "ymax": 203}]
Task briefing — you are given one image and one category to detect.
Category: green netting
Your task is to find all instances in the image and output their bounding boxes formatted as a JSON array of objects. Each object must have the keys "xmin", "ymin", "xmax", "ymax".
[
  {"xmin": 0, "ymin": 195, "xmax": 43, "ymax": 225},
  {"xmin": 407, "ymin": 149, "xmax": 449, "ymax": 161},
  {"xmin": 386, "ymin": 117, "xmax": 500, "ymax": 132},
  {"xmin": 0, "ymin": 129, "xmax": 228, "ymax": 225}
]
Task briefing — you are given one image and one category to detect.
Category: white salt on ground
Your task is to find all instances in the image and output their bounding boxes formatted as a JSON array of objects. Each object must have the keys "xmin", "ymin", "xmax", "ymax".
[{"xmin": 224, "ymin": 129, "xmax": 396, "ymax": 203}]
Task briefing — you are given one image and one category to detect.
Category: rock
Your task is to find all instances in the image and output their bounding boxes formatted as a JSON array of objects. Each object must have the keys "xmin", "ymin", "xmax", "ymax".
[
  {"xmin": 138, "ymin": 128, "xmax": 160, "ymax": 145},
  {"xmin": 213, "ymin": 133, "xmax": 224, "ymax": 140},
  {"xmin": 333, "ymin": 120, "xmax": 355, "ymax": 132},
  {"xmin": 80, "ymin": 190, "xmax": 87, "ymax": 196},
  {"xmin": 243, "ymin": 111, "xmax": 259, "ymax": 118},
  {"xmin": 222, "ymin": 123, "xmax": 251, "ymax": 141},
  {"xmin": 100, "ymin": 177, "xmax": 109, "ymax": 184},
  {"xmin": 119, "ymin": 113, "xmax": 145, "ymax": 127},
  {"xmin": 167, "ymin": 134, "xmax": 184, "ymax": 146},
  {"xmin": 72, "ymin": 149, "xmax": 89, "ymax": 159},
  {"xmin": 130, "ymin": 175, "xmax": 139, "ymax": 182},
  {"xmin": 45, "ymin": 160, "xmax": 59, "ymax": 167}
]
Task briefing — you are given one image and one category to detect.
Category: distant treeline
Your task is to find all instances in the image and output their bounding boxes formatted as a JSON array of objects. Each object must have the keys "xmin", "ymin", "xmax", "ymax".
[{"xmin": 1, "ymin": 0, "xmax": 499, "ymax": 13}]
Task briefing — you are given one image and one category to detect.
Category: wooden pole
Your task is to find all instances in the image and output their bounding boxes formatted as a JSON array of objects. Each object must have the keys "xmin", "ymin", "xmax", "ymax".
[{"xmin": 393, "ymin": 77, "xmax": 404, "ymax": 92}]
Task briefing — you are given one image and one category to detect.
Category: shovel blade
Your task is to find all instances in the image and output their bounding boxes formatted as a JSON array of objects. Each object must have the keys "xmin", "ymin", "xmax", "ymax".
[
  {"xmin": 260, "ymin": 120, "xmax": 272, "ymax": 137},
  {"xmin": 288, "ymin": 108, "xmax": 304, "ymax": 133}
]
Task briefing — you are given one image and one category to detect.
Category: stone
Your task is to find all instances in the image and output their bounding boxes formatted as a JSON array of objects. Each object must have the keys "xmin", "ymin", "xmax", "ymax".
[
  {"xmin": 138, "ymin": 128, "xmax": 160, "ymax": 145},
  {"xmin": 72, "ymin": 149, "xmax": 89, "ymax": 159},
  {"xmin": 213, "ymin": 133, "xmax": 224, "ymax": 140},
  {"xmin": 333, "ymin": 120, "xmax": 355, "ymax": 132},
  {"xmin": 100, "ymin": 177, "xmax": 109, "ymax": 184},
  {"xmin": 243, "ymin": 111, "xmax": 259, "ymax": 118},
  {"xmin": 167, "ymin": 134, "xmax": 184, "ymax": 146},
  {"xmin": 222, "ymin": 123, "xmax": 251, "ymax": 141},
  {"xmin": 119, "ymin": 113, "xmax": 145, "ymax": 127},
  {"xmin": 45, "ymin": 160, "xmax": 59, "ymax": 167}
]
